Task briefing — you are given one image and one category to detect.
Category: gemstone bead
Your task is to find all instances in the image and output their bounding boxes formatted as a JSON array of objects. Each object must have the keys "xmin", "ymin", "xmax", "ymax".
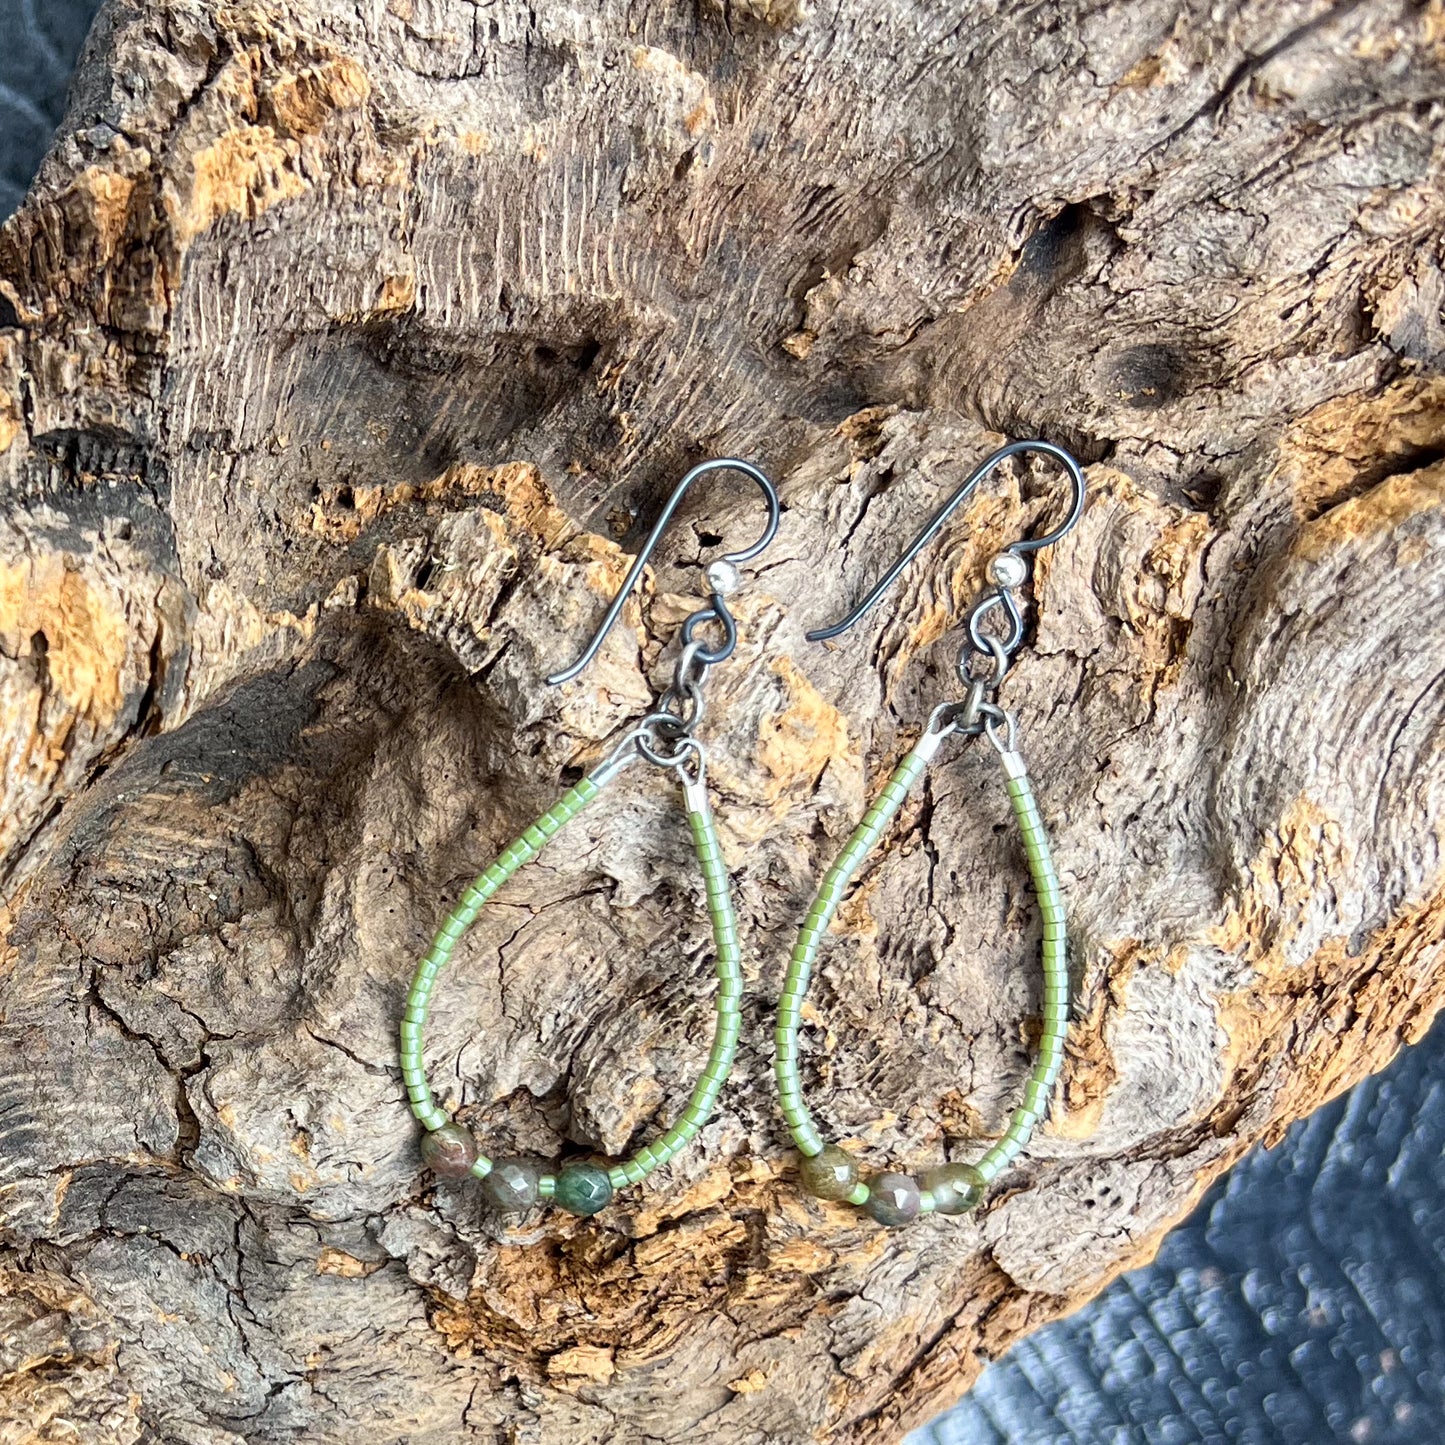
[
  {"xmin": 921, "ymin": 1162, "xmax": 986, "ymax": 1215},
  {"xmin": 480, "ymin": 1157, "xmax": 543, "ymax": 1213},
  {"xmin": 863, "ymin": 1171, "xmax": 921, "ymax": 1226},
  {"xmin": 419, "ymin": 1122, "xmax": 477, "ymax": 1178},
  {"xmin": 799, "ymin": 1145, "xmax": 860, "ymax": 1201},
  {"xmin": 554, "ymin": 1163, "xmax": 614, "ymax": 1216}
]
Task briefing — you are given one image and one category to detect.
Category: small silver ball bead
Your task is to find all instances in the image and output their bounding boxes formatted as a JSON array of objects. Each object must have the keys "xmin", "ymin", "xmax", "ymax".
[
  {"xmin": 705, "ymin": 559, "xmax": 741, "ymax": 595},
  {"xmin": 988, "ymin": 551, "xmax": 1028, "ymax": 589}
]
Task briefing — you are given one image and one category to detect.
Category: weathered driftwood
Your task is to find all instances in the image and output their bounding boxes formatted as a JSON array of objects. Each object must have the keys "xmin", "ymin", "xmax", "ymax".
[{"xmin": 1, "ymin": 1, "xmax": 1442, "ymax": 1440}]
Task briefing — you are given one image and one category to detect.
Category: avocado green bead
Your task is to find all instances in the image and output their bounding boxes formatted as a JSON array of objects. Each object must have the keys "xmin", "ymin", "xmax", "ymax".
[
  {"xmin": 799, "ymin": 1145, "xmax": 861, "ymax": 1202},
  {"xmin": 419, "ymin": 1122, "xmax": 477, "ymax": 1178},
  {"xmin": 554, "ymin": 1162, "xmax": 614, "ymax": 1216},
  {"xmin": 921, "ymin": 1162, "xmax": 986, "ymax": 1215},
  {"xmin": 863, "ymin": 1172, "xmax": 921, "ymax": 1226},
  {"xmin": 480, "ymin": 1157, "xmax": 543, "ymax": 1213}
]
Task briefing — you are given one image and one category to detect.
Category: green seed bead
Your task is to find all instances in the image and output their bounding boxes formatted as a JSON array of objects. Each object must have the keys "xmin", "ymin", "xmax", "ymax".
[
  {"xmin": 921, "ymin": 1162, "xmax": 986, "ymax": 1216},
  {"xmin": 401, "ymin": 776, "xmax": 609, "ymax": 1133},
  {"xmin": 419, "ymin": 1122, "xmax": 477, "ymax": 1179},
  {"xmin": 480, "ymin": 1157, "xmax": 544, "ymax": 1213},
  {"xmin": 863, "ymin": 1172, "xmax": 922, "ymax": 1226},
  {"xmin": 554, "ymin": 1162, "xmax": 614, "ymax": 1215},
  {"xmin": 799, "ymin": 1144, "xmax": 860, "ymax": 1201},
  {"xmin": 772, "ymin": 745, "xmax": 932, "ymax": 1158},
  {"xmin": 604, "ymin": 785, "xmax": 742, "ymax": 1187}
]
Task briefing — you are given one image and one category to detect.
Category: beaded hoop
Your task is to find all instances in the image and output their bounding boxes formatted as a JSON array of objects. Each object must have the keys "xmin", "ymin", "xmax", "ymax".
[
  {"xmin": 774, "ymin": 710, "xmax": 1067, "ymax": 1223},
  {"xmin": 401, "ymin": 458, "xmax": 779, "ymax": 1217},
  {"xmin": 400, "ymin": 745, "xmax": 741, "ymax": 1215},
  {"xmin": 776, "ymin": 440, "xmax": 1085, "ymax": 1225}
]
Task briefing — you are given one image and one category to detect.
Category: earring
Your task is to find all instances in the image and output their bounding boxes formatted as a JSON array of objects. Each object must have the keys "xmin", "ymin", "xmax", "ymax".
[
  {"xmin": 774, "ymin": 440, "xmax": 1086, "ymax": 1225},
  {"xmin": 401, "ymin": 458, "xmax": 779, "ymax": 1217}
]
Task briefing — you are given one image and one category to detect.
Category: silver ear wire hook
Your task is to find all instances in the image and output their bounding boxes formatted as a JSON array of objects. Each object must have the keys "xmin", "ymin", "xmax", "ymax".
[
  {"xmin": 805, "ymin": 439, "xmax": 1086, "ymax": 645},
  {"xmin": 547, "ymin": 457, "xmax": 781, "ymax": 686}
]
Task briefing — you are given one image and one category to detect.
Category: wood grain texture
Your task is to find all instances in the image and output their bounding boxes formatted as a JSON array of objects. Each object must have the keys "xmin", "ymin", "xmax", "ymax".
[{"xmin": 0, "ymin": 1, "xmax": 1442, "ymax": 1440}]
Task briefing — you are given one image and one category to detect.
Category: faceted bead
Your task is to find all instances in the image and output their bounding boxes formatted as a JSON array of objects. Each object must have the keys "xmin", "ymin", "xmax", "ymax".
[
  {"xmin": 480, "ymin": 1157, "xmax": 543, "ymax": 1213},
  {"xmin": 921, "ymin": 1162, "xmax": 986, "ymax": 1216},
  {"xmin": 554, "ymin": 1163, "xmax": 614, "ymax": 1216},
  {"xmin": 863, "ymin": 1171, "xmax": 921, "ymax": 1226},
  {"xmin": 419, "ymin": 1122, "xmax": 477, "ymax": 1178},
  {"xmin": 799, "ymin": 1145, "xmax": 860, "ymax": 1202}
]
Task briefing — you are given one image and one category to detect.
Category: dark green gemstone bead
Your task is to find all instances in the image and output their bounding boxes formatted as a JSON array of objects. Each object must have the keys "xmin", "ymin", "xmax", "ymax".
[
  {"xmin": 799, "ymin": 1145, "xmax": 860, "ymax": 1202},
  {"xmin": 921, "ymin": 1162, "xmax": 986, "ymax": 1216},
  {"xmin": 554, "ymin": 1163, "xmax": 614, "ymax": 1216},
  {"xmin": 863, "ymin": 1172, "xmax": 921, "ymax": 1226},
  {"xmin": 480, "ymin": 1157, "xmax": 543, "ymax": 1213},
  {"xmin": 419, "ymin": 1122, "xmax": 476, "ymax": 1178}
]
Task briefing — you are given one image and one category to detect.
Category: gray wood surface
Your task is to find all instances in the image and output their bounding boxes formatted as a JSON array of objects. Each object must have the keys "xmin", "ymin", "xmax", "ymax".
[{"xmin": 0, "ymin": 2, "xmax": 1442, "ymax": 1441}]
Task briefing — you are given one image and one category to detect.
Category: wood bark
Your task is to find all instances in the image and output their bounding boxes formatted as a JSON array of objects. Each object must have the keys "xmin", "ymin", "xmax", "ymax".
[{"xmin": 1, "ymin": 1, "xmax": 1443, "ymax": 1441}]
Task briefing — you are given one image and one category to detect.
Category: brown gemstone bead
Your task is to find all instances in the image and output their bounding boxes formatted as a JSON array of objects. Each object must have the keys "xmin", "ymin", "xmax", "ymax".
[
  {"xmin": 799, "ymin": 1144, "xmax": 861, "ymax": 1201},
  {"xmin": 419, "ymin": 1122, "xmax": 477, "ymax": 1178},
  {"xmin": 480, "ymin": 1157, "xmax": 544, "ymax": 1213},
  {"xmin": 863, "ymin": 1171, "xmax": 921, "ymax": 1226}
]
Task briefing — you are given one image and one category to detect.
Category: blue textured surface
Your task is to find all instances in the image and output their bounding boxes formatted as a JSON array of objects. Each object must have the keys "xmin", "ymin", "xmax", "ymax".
[
  {"xmin": 916, "ymin": 1015, "xmax": 1445, "ymax": 1445},
  {"xmin": 4, "ymin": 7, "xmax": 1442, "ymax": 1443},
  {"xmin": 0, "ymin": 0, "xmax": 97, "ymax": 217}
]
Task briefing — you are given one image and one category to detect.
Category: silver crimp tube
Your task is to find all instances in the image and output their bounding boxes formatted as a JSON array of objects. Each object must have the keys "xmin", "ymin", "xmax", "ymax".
[{"xmin": 588, "ymin": 726, "xmax": 649, "ymax": 789}]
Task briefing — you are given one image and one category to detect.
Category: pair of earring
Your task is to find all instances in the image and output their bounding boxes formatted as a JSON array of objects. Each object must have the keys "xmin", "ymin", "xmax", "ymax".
[{"xmin": 399, "ymin": 442, "xmax": 1085, "ymax": 1227}]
